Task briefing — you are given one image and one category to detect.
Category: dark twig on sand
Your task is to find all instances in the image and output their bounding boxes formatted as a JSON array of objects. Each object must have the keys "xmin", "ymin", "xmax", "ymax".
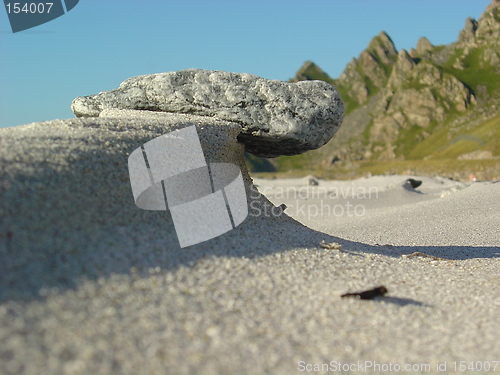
[{"xmin": 341, "ymin": 286, "xmax": 388, "ymax": 300}]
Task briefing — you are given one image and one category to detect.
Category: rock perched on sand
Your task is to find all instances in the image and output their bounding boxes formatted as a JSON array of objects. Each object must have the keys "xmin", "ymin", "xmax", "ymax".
[
  {"xmin": 0, "ymin": 113, "xmax": 319, "ymax": 299},
  {"xmin": 71, "ymin": 69, "xmax": 344, "ymax": 158}
]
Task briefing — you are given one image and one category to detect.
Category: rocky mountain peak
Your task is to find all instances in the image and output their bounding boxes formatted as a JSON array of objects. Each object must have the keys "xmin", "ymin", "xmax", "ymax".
[
  {"xmin": 457, "ymin": 0, "xmax": 499, "ymax": 47},
  {"xmin": 387, "ymin": 49, "xmax": 416, "ymax": 88},
  {"xmin": 475, "ymin": 0, "xmax": 500, "ymax": 45},
  {"xmin": 415, "ymin": 37, "xmax": 433, "ymax": 55},
  {"xmin": 366, "ymin": 31, "xmax": 398, "ymax": 65},
  {"xmin": 443, "ymin": 0, "xmax": 500, "ymax": 70},
  {"xmin": 284, "ymin": 0, "xmax": 500, "ymax": 171},
  {"xmin": 332, "ymin": 31, "xmax": 399, "ymax": 109},
  {"xmin": 292, "ymin": 61, "xmax": 333, "ymax": 83},
  {"xmin": 458, "ymin": 17, "xmax": 479, "ymax": 44}
]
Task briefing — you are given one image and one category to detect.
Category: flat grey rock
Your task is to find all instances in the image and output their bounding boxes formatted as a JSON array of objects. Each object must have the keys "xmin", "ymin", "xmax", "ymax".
[{"xmin": 71, "ymin": 69, "xmax": 344, "ymax": 157}]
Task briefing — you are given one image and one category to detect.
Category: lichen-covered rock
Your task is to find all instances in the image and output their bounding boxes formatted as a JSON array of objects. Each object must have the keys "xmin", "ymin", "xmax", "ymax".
[{"xmin": 71, "ymin": 69, "xmax": 344, "ymax": 158}]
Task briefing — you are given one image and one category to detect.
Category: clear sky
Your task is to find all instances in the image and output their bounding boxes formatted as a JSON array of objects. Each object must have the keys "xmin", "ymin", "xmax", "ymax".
[{"xmin": 0, "ymin": 0, "xmax": 492, "ymax": 128}]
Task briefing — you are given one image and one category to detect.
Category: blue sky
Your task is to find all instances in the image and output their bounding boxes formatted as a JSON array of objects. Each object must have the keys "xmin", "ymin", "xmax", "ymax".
[{"xmin": 0, "ymin": 0, "xmax": 491, "ymax": 128}]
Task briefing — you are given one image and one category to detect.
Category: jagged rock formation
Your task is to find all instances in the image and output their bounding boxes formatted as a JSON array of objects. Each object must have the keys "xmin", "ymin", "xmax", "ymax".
[
  {"xmin": 410, "ymin": 37, "xmax": 433, "ymax": 57},
  {"xmin": 285, "ymin": 0, "xmax": 500, "ymax": 169},
  {"xmin": 336, "ymin": 31, "xmax": 398, "ymax": 106}
]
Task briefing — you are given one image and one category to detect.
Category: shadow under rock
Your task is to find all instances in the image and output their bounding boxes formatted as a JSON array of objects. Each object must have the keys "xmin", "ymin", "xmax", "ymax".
[
  {"xmin": 0, "ymin": 122, "xmax": 340, "ymax": 301},
  {"xmin": 329, "ymin": 237, "xmax": 500, "ymax": 261},
  {"xmin": 1, "ymin": 119, "xmax": 498, "ymax": 303},
  {"xmin": 2, "ymin": 202, "xmax": 498, "ymax": 303},
  {"xmin": 0, "ymin": 202, "xmax": 341, "ymax": 302},
  {"xmin": 379, "ymin": 296, "xmax": 430, "ymax": 307}
]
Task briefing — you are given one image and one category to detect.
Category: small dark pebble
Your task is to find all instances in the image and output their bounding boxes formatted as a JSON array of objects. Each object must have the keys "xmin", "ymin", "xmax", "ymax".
[
  {"xmin": 405, "ymin": 178, "xmax": 422, "ymax": 189},
  {"xmin": 341, "ymin": 286, "xmax": 388, "ymax": 300},
  {"xmin": 308, "ymin": 178, "xmax": 319, "ymax": 186}
]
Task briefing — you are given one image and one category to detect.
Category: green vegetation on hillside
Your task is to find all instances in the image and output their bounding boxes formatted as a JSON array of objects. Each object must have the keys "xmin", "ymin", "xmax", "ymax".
[
  {"xmin": 441, "ymin": 47, "xmax": 500, "ymax": 95},
  {"xmin": 247, "ymin": 1, "xmax": 500, "ymax": 181},
  {"xmin": 423, "ymin": 113, "xmax": 500, "ymax": 159}
]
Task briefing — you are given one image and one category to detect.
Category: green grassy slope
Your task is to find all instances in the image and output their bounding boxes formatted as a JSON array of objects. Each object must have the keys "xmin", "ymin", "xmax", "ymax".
[{"xmin": 247, "ymin": 3, "xmax": 500, "ymax": 181}]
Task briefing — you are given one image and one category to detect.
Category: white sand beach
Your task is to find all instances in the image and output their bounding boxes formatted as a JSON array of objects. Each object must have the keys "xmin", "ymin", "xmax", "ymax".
[{"xmin": 1, "ymin": 118, "xmax": 499, "ymax": 375}]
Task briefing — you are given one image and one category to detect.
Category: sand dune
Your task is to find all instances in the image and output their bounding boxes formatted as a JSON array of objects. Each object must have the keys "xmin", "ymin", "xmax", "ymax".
[{"xmin": 1, "ymin": 118, "xmax": 499, "ymax": 374}]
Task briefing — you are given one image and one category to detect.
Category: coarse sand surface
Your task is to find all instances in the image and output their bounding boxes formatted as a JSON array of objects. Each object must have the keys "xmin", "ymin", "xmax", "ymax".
[{"xmin": 1, "ymin": 117, "xmax": 499, "ymax": 374}]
